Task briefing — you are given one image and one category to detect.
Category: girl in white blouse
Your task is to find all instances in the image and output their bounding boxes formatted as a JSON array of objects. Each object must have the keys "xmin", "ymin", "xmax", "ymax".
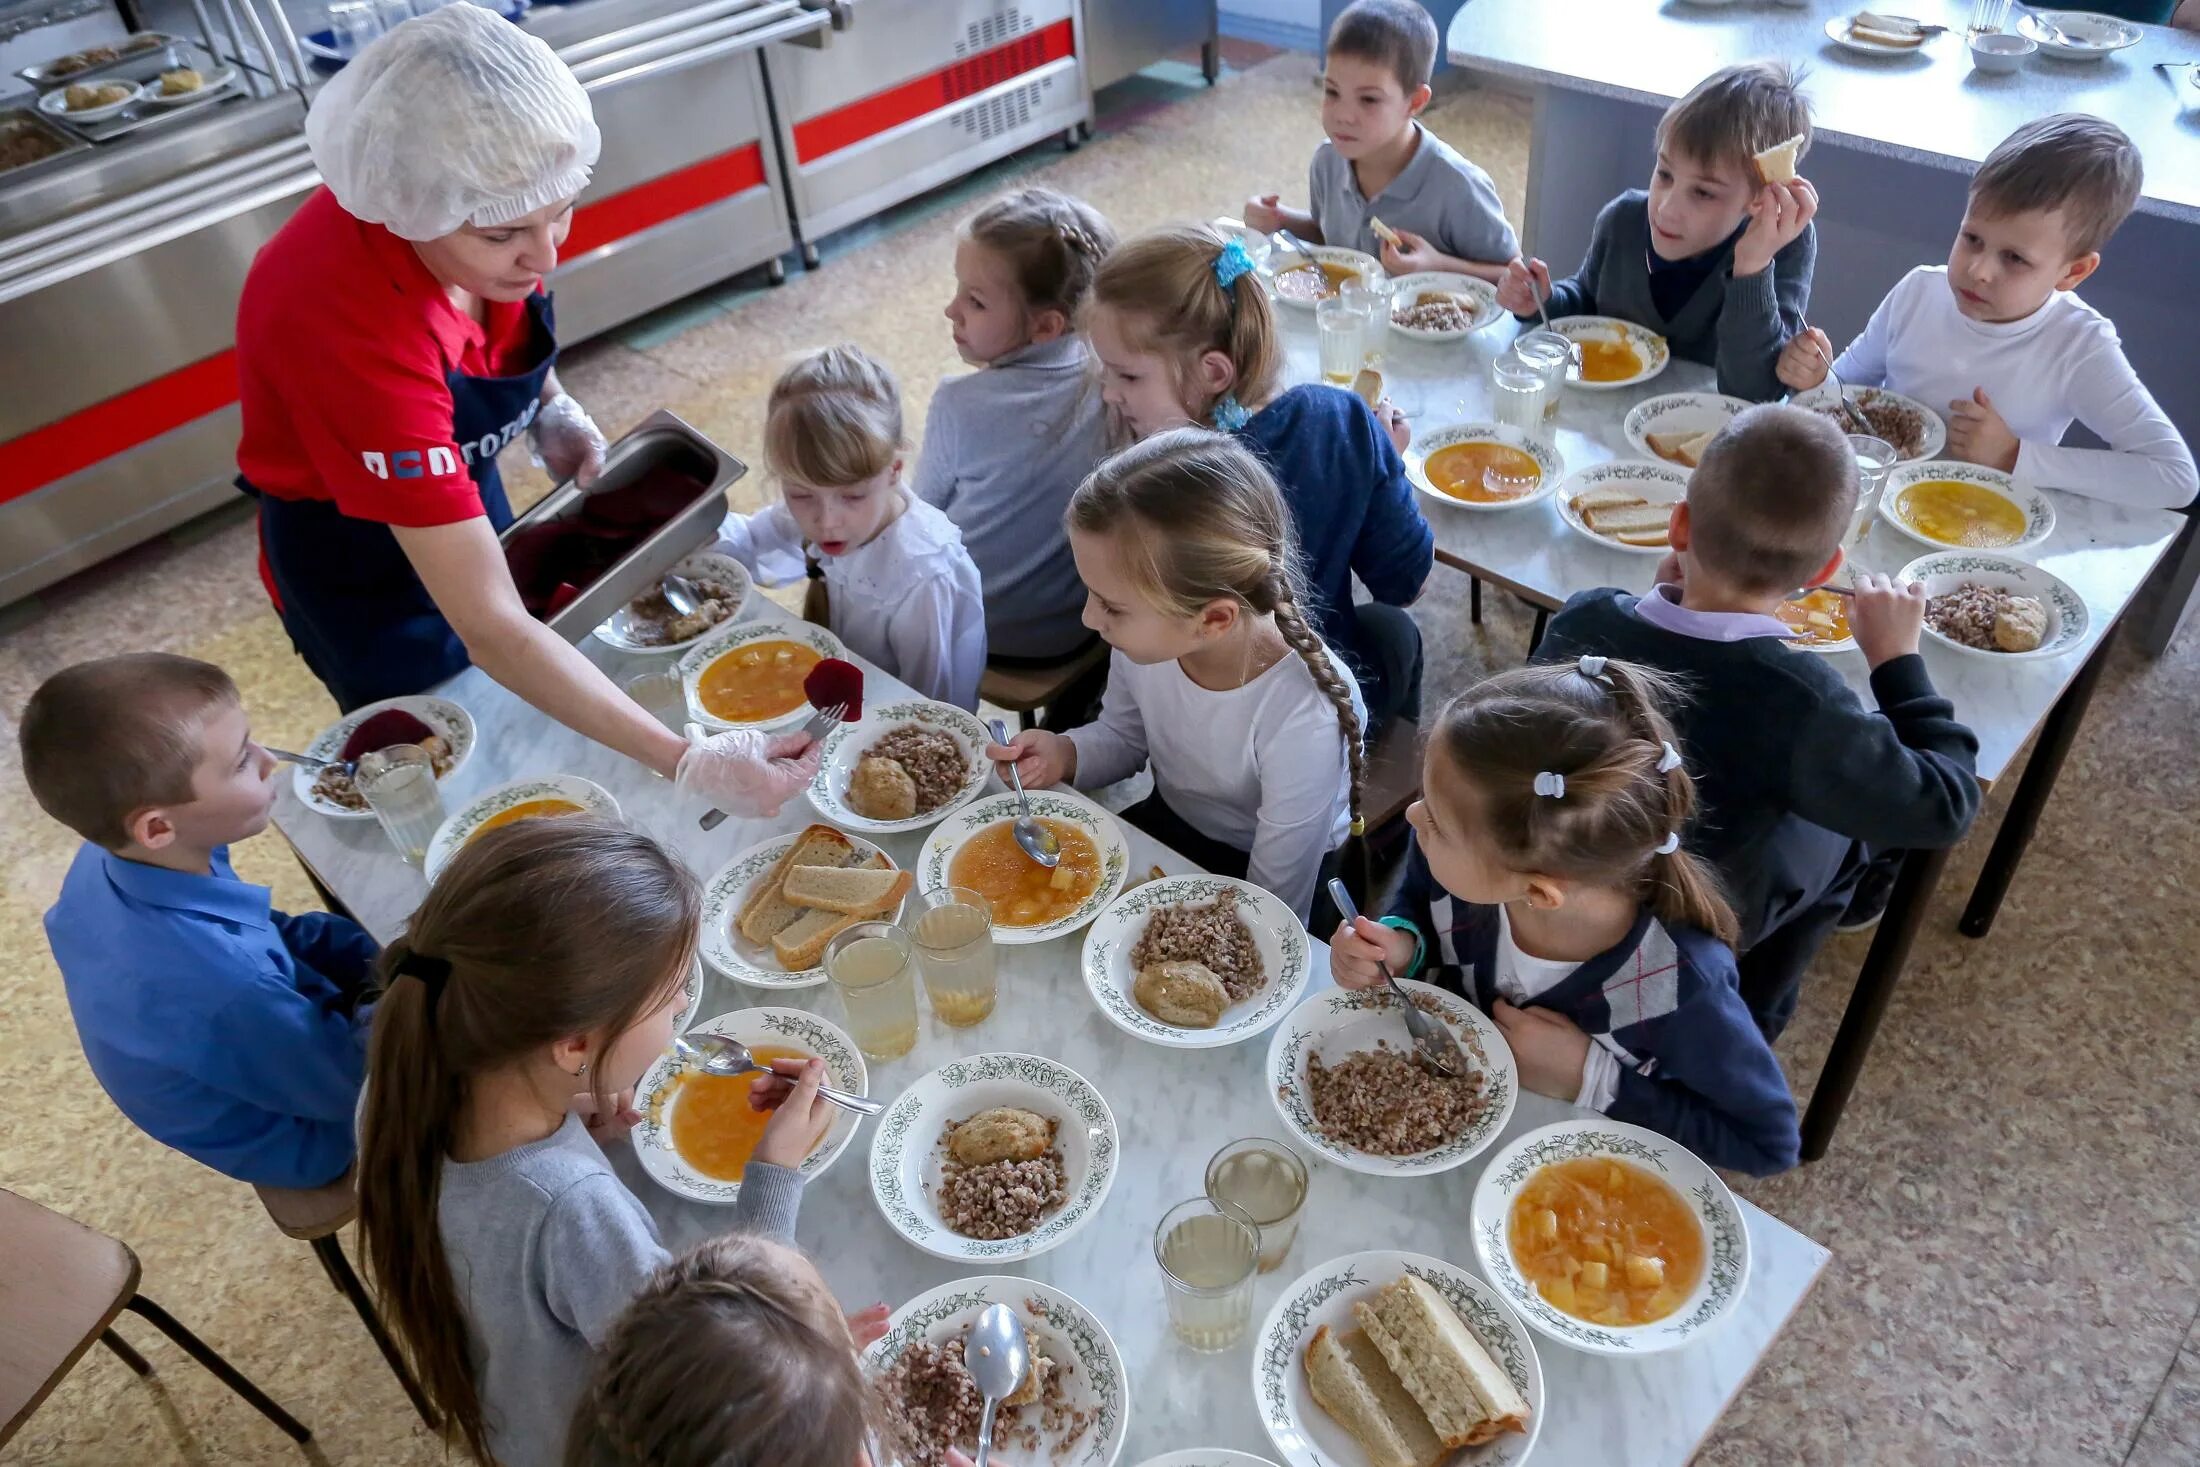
[
  {"xmin": 716, "ymin": 346, "xmax": 986, "ymax": 708},
  {"xmin": 990, "ymin": 428, "xmax": 1366, "ymax": 922}
]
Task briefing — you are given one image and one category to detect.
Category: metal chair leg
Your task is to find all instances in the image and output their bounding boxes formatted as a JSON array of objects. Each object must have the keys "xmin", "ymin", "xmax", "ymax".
[
  {"xmin": 1528, "ymin": 608, "xmax": 1549, "ymax": 655},
  {"xmin": 100, "ymin": 1327, "xmax": 153, "ymax": 1377},
  {"xmin": 1470, "ymin": 575, "xmax": 1483, "ymax": 625},
  {"xmin": 313, "ymin": 1235, "xmax": 437, "ymax": 1428},
  {"xmin": 120, "ymin": 1296, "xmax": 311, "ymax": 1443}
]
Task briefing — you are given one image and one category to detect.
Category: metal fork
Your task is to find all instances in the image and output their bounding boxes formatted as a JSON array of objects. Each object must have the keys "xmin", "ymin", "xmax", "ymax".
[
  {"xmin": 1328, "ymin": 878, "xmax": 1467, "ymax": 1080},
  {"xmin": 1802, "ymin": 322, "xmax": 1873, "ymax": 436},
  {"xmin": 696, "ymin": 700, "xmax": 848, "ymax": 831}
]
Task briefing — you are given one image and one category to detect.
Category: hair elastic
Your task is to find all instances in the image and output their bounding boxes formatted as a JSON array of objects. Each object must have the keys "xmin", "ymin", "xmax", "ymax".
[
  {"xmin": 1532, "ymin": 771, "xmax": 1566, "ymax": 799},
  {"xmin": 1212, "ymin": 236, "xmax": 1257, "ymax": 290},
  {"xmin": 394, "ymin": 946, "xmax": 450, "ymax": 1000},
  {"xmin": 1210, "ymin": 394, "xmax": 1251, "ymax": 432},
  {"xmin": 1655, "ymin": 831, "xmax": 1682, "ymax": 856},
  {"xmin": 1657, "ymin": 740, "xmax": 1683, "ymax": 774},
  {"xmin": 1576, "ymin": 654, "xmax": 1608, "ymax": 680}
]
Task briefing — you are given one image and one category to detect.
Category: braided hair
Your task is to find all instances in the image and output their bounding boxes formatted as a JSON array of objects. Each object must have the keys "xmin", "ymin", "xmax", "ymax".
[{"xmin": 964, "ymin": 186, "xmax": 1119, "ymax": 323}]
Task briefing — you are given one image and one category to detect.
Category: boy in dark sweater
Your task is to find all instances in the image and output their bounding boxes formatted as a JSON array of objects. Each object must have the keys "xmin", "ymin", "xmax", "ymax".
[
  {"xmin": 1537, "ymin": 405, "xmax": 1981, "ymax": 1035},
  {"xmin": 1497, "ymin": 60, "xmax": 1818, "ymax": 403}
]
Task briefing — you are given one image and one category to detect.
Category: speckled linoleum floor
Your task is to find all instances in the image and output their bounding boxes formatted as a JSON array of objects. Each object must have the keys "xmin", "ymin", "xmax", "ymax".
[{"xmin": 4, "ymin": 43, "xmax": 2198, "ymax": 1467}]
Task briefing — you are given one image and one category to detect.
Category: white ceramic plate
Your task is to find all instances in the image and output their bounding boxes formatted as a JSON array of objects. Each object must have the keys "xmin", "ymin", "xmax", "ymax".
[
  {"xmin": 1266, "ymin": 979, "xmax": 1518, "ymax": 1177},
  {"xmin": 1138, "ymin": 1454, "xmax": 1281, "ymax": 1467},
  {"xmin": 1079, "ymin": 875, "xmax": 1311, "ymax": 1049},
  {"xmin": 629, "ymin": 1007, "xmax": 867, "ymax": 1205},
  {"xmin": 805, "ymin": 699, "xmax": 993, "ymax": 835},
  {"xmin": 423, "ymin": 774, "xmax": 618, "ymax": 883},
  {"xmin": 1788, "ymin": 383, "xmax": 1947, "ymax": 462},
  {"xmin": 1622, "ymin": 392, "xmax": 1751, "ymax": 469},
  {"xmin": 697, "ymin": 829, "xmax": 903, "ymax": 989},
  {"xmin": 1253, "ymin": 1249, "xmax": 1544, "ymax": 1467},
  {"xmin": 1210, "ymin": 217, "xmax": 1276, "ymax": 273},
  {"xmin": 1386, "ymin": 272, "xmax": 1505, "ymax": 340},
  {"xmin": 1470, "ymin": 1118, "xmax": 1749, "ymax": 1356},
  {"xmin": 868, "ymin": 1052, "xmax": 1118, "ymax": 1263},
  {"xmin": 1878, "ymin": 459, "xmax": 2055, "ymax": 556},
  {"xmin": 1774, "ymin": 588, "xmax": 1859, "ymax": 657},
  {"xmin": 678, "ymin": 619, "xmax": 846, "ymax": 733},
  {"xmin": 866, "ymin": 1275, "xmax": 1129, "ymax": 1467},
  {"xmin": 1900, "ymin": 551, "xmax": 2090, "ymax": 661},
  {"xmin": 2018, "ymin": 9, "xmax": 2141, "ymax": 58},
  {"xmin": 1263, "ymin": 244, "xmax": 1379, "ymax": 310},
  {"xmin": 1551, "ymin": 316, "xmax": 1669, "ymax": 390},
  {"xmin": 137, "ymin": 66, "xmax": 237, "ymax": 106},
  {"xmin": 1405, "ymin": 423, "xmax": 1566, "ymax": 514},
  {"xmin": 592, "ymin": 550, "xmax": 752, "ymax": 655},
  {"xmin": 916, "ymin": 790, "xmax": 1130, "ymax": 945},
  {"xmin": 292, "ymin": 694, "xmax": 475, "ymax": 820},
  {"xmin": 39, "ymin": 80, "xmax": 141, "ymax": 120},
  {"xmin": 1823, "ymin": 13, "xmax": 1932, "ymax": 54},
  {"xmin": 1553, "ymin": 459, "xmax": 1690, "ymax": 556}
]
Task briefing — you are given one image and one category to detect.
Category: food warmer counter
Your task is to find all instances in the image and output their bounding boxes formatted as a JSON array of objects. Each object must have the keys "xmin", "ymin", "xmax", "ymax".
[{"xmin": 0, "ymin": 0, "xmax": 828, "ymax": 607}]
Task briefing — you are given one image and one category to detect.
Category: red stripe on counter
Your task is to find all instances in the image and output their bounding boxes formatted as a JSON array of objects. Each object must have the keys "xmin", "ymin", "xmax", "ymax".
[
  {"xmin": 792, "ymin": 18, "xmax": 1075, "ymax": 163},
  {"xmin": 0, "ymin": 143, "xmax": 770, "ymax": 509}
]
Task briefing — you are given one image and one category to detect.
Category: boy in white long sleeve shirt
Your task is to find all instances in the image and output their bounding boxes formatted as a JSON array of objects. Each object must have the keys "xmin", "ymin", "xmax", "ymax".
[{"xmin": 1780, "ymin": 114, "xmax": 2196, "ymax": 511}]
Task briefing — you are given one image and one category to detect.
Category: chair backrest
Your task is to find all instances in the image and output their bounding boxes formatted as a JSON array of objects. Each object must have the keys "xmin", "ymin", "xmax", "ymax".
[
  {"xmin": 1361, "ymin": 716, "xmax": 1424, "ymax": 835},
  {"xmin": 0, "ymin": 1189, "xmax": 139, "ymax": 1445}
]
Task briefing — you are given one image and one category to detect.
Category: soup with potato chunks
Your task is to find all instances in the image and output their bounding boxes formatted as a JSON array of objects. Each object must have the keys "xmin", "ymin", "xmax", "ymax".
[
  {"xmin": 1508, "ymin": 1156, "xmax": 1703, "ymax": 1325},
  {"xmin": 948, "ymin": 818, "xmax": 1101, "ymax": 927},
  {"xmin": 1775, "ymin": 588, "xmax": 1852, "ymax": 646},
  {"xmin": 1273, "ymin": 261, "xmax": 1360, "ymax": 302},
  {"xmin": 669, "ymin": 1044, "xmax": 817, "ymax": 1180},
  {"xmin": 1575, "ymin": 336, "xmax": 1643, "ymax": 383},
  {"xmin": 1424, "ymin": 441, "xmax": 1544, "ymax": 503},
  {"xmin": 697, "ymin": 639, "xmax": 822, "ymax": 723}
]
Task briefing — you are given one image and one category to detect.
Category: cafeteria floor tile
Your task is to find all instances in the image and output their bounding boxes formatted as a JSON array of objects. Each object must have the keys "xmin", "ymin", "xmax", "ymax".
[{"xmin": 3, "ymin": 47, "xmax": 2197, "ymax": 1467}]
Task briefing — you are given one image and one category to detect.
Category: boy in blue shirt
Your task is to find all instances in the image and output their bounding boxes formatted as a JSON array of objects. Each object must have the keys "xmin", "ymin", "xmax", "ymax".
[{"xmin": 24, "ymin": 653, "xmax": 380, "ymax": 1188}]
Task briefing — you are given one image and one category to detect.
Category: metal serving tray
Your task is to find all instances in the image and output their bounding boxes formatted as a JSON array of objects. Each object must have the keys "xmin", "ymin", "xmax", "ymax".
[
  {"xmin": 16, "ymin": 32, "xmax": 186, "ymax": 89},
  {"xmin": 0, "ymin": 106, "xmax": 92, "ymax": 181},
  {"xmin": 52, "ymin": 52, "xmax": 245, "ymax": 143},
  {"xmin": 499, "ymin": 409, "xmax": 747, "ymax": 645}
]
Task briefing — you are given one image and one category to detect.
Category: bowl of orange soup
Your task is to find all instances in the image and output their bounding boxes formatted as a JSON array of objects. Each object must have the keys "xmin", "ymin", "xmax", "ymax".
[
  {"xmin": 1406, "ymin": 423, "xmax": 1566, "ymax": 513},
  {"xmin": 1470, "ymin": 1119, "xmax": 1747, "ymax": 1355},
  {"xmin": 424, "ymin": 774, "xmax": 620, "ymax": 884},
  {"xmin": 916, "ymin": 791, "xmax": 1130, "ymax": 946},
  {"xmin": 1774, "ymin": 586, "xmax": 1857, "ymax": 654},
  {"xmin": 1878, "ymin": 460, "xmax": 2054, "ymax": 557},
  {"xmin": 1549, "ymin": 316, "xmax": 1669, "ymax": 390},
  {"xmin": 630, "ymin": 1007, "xmax": 868, "ymax": 1205},
  {"xmin": 1262, "ymin": 245, "xmax": 1378, "ymax": 309},
  {"xmin": 678, "ymin": 620, "xmax": 848, "ymax": 733}
]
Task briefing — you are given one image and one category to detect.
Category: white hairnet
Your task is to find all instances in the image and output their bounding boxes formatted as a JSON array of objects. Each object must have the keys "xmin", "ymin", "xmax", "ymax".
[{"xmin": 305, "ymin": 3, "xmax": 600, "ymax": 241}]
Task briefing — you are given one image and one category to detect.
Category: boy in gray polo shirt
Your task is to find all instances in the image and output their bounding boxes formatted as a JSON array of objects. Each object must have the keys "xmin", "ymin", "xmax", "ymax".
[{"xmin": 1244, "ymin": 0, "xmax": 1516, "ymax": 282}]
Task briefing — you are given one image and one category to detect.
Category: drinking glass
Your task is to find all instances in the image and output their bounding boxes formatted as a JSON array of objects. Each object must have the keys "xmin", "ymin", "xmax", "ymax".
[
  {"xmin": 1342, "ymin": 275, "xmax": 1395, "ymax": 369},
  {"xmin": 825, "ymin": 922, "xmax": 918, "ymax": 1061},
  {"xmin": 356, "ymin": 745, "xmax": 445, "ymax": 868},
  {"xmin": 623, "ymin": 668, "xmax": 686, "ymax": 730},
  {"xmin": 1316, "ymin": 296, "xmax": 1363, "ymax": 386},
  {"xmin": 1491, "ymin": 351, "xmax": 1552, "ymax": 436},
  {"xmin": 909, "ymin": 886, "xmax": 997, "ymax": 1027},
  {"xmin": 1154, "ymin": 1196, "xmax": 1261, "ymax": 1352},
  {"xmin": 1513, "ymin": 329, "xmax": 1573, "ymax": 423},
  {"xmin": 1968, "ymin": 0, "xmax": 2012, "ymax": 35},
  {"xmin": 1846, "ymin": 433, "xmax": 1898, "ymax": 566},
  {"xmin": 1204, "ymin": 1138, "xmax": 1310, "ymax": 1273}
]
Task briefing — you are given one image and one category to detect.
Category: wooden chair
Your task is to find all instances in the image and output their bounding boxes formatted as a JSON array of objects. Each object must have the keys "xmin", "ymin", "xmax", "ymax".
[
  {"xmin": 1, "ymin": 1187, "xmax": 310, "ymax": 1447},
  {"xmin": 1344, "ymin": 717, "xmax": 1424, "ymax": 907},
  {"xmin": 254, "ymin": 1171, "xmax": 436, "ymax": 1428},
  {"xmin": 979, "ymin": 640, "xmax": 1111, "ymax": 731}
]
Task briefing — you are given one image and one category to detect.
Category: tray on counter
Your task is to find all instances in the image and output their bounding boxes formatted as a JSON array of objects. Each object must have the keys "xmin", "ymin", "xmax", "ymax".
[
  {"xmin": 38, "ymin": 49, "xmax": 248, "ymax": 143},
  {"xmin": 0, "ymin": 106, "xmax": 92, "ymax": 182},
  {"xmin": 15, "ymin": 33, "xmax": 190, "ymax": 89}
]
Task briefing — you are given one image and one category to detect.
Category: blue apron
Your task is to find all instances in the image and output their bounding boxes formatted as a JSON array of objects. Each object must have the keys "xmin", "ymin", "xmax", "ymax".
[{"xmin": 243, "ymin": 291, "xmax": 559, "ymax": 713}]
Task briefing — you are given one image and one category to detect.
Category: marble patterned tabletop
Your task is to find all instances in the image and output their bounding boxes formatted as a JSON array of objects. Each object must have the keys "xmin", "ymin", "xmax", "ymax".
[
  {"xmin": 1443, "ymin": 0, "xmax": 2200, "ymax": 222},
  {"xmin": 1279, "ymin": 310, "xmax": 2185, "ymax": 785},
  {"xmin": 274, "ymin": 613, "xmax": 1831, "ymax": 1465}
]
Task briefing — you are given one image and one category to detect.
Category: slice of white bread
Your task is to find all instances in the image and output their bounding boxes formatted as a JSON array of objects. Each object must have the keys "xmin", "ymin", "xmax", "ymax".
[
  {"xmin": 1849, "ymin": 12, "xmax": 1924, "ymax": 46},
  {"xmin": 737, "ymin": 825, "xmax": 858, "ymax": 943},
  {"xmin": 1572, "ymin": 487, "xmax": 1645, "ymax": 514},
  {"xmin": 1304, "ymin": 1325, "xmax": 1447, "ymax": 1467},
  {"xmin": 1354, "ymin": 1275, "xmax": 1532, "ymax": 1448},
  {"xmin": 1615, "ymin": 526, "xmax": 1672, "ymax": 547},
  {"xmin": 1369, "ymin": 215, "xmax": 1402, "ymax": 249},
  {"xmin": 1580, "ymin": 498, "xmax": 1672, "ymax": 537},
  {"xmin": 1643, "ymin": 430, "xmax": 1698, "ymax": 467},
  {"xmin": 780, "ymin": 862, "xmax": 912, "ymax": 916},
  {"xmin": 1752, "ymin": 132, "xmax": 1806, "ymax": 185},
  {"xmin": 1353, "ymin": 368, "xmax": 1385, "ymax": 407},
  {"xmin": 771, "ymin": 851, "xmax": 894, "ymax": 969}
]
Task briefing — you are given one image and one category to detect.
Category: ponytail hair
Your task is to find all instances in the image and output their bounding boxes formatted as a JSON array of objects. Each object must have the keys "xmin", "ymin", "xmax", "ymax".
[
  {"xmin": 563, "ymin": 1236, "xmax": 877, "ymax": 1467},
  {"xmin": 357, "ymin": 818, "xmax": 702, "ymax": 1463},
  {"xmin": 964, "ymin": 186, "xmax": 1118, "ymax": 321},
  {"xmin": 1088, "ymin": 223, "xmax": 1281, "ymax": 426},
  {"xmin": 1069, "ymin": 428, "xmax": 1363, "ymax": 832},
  {"xmin": 1429, "ymin": 660, "xmax": 1738, "ymax": 945}
]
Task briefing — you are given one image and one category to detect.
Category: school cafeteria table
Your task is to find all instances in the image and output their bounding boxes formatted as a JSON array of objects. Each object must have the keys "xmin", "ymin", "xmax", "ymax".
[
  {"xmin": 272, "ymin": 602, "xmax": 1831, "ymax": 1464},
  {"xmin": 1274, "ymin": 306, "xmax": 2183, "ymax": 1157},
  {"xmin": 1443, "ymin": 0, "xmax": 2200, "ymax": 652}
]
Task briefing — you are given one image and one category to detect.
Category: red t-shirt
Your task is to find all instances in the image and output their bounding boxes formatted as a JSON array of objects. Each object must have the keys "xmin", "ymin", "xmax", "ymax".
[{"xmin": 235, "ymin": 188, "xmax": 537, "ymax": 528}]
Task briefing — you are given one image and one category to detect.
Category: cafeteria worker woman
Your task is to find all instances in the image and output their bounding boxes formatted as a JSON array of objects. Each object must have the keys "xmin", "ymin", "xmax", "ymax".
[{"xmin": 234, "ymin": 4, "xmax": 813, "ymax": 815}]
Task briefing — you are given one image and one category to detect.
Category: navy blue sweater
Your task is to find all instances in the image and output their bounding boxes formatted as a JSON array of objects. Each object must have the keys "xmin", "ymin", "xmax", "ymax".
[
  {"xmin": 1388, "ymin": 844, "xmax": 1800, "ymax": 1176},
  {"xmin": 1236, "ymin": 385, "xmax": 1434, "ymax": 709}
]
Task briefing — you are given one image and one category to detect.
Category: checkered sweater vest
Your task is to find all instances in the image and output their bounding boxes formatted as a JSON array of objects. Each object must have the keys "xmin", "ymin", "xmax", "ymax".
[{"xmin": 1390, "ymin": 844, "xmax": 1800, "ymax": 1177}]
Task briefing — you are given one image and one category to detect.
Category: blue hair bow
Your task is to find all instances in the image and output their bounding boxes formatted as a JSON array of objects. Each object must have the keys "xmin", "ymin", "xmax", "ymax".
[{"xmin": 1213, "ymin": 237, "xmax": 1257, "ymax": 290}]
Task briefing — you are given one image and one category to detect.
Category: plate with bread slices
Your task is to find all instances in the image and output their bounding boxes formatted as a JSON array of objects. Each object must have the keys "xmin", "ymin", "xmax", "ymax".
[
  {"xmin": 630, "ymin": 1006, "xmax": 868, "ymax": 1205},
  {"xmin": 1254, "ymin": 1251, "xmax": 1543, "ymax": 1467},
  {"xmin": 1825, "ymin": 10, "xmax": 1937, "ymax": 55},
  {"xmin": 700, "ymin": 824, "xmax": 911, "ymax": 988},
  {"xmin": 1622, "ymin": 393, "xmax": 1751, "ymax": 472},
  {"xmin": 1554, "ymin": 460, "xmax": 1690, "ymax": 555}
]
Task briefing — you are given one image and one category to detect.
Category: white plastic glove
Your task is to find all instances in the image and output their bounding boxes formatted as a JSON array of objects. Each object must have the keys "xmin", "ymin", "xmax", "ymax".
[
  {"xmin": 674, "ymin": 724, "xmax": 821, "ymax": 818},
  {"xmin": 529, "ymin": 391, "xmax": 609, "ymax": 489}
]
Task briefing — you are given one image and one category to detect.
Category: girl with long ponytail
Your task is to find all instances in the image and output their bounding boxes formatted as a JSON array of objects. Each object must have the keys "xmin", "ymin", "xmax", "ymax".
[
  {"xmin": 1326, "ymin": 657, "xmax": 1802, "ymax": 1176},
  {"xmin": 356, "ymin": 817, "xmax": 836, "ymax": 1465}
]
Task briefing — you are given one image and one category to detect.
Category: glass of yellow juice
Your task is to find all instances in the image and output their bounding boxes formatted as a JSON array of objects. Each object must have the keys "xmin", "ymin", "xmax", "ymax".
[
  {"xmin": 824, "ymin": 922, "xmax": 918, "ymax": 1061},
  {"xmin": 908, "ymin": 886, "xmax": 997, "ymax": 1027}
]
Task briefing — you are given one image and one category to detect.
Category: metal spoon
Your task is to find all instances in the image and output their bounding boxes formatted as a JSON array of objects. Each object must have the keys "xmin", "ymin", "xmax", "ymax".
[
  {"xmin": 265, "ymin": 746, "xmax": 354, "ymax": 778},
  {"xmin": 1272, "ymin": 227, "xmax": 1322, "ymax": 274},
  {"xmin": 1801, "ymin": 324, "xmax": 1873, "ymax": 436},
  {"xmin": 660, "ymin": 572, "xmax": 705, "ymax": 617},
  {"xmin": 672, "ymin": 1033, "xmax": 883, "ymax": 1115},
  {"xmin": 1786, "ymin": 583, "xmax": 1856, "ymax": 601},
  {"xmin": 988, "ymin": 717, "xmax": 1061, "ymax": 869},
  {"xmin": 1328, "ymin": 878, "xmax": 1466, "ymax": 1080},
  {"xmin": 962, "ymin": 1303, "xmax": 1032, "ymax": 1467}
]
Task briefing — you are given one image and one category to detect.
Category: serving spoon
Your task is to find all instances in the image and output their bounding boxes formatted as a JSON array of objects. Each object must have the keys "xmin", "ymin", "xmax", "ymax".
[
  {"xmin": 963, "ymin": 1303, "xmax": 1033, "ymax": 1467},
  {"xmin": 988, "ymin": 717, "xmax": 1061, "ymax": 869},
  {"xmin": 659, "ymin": 572, "xmax": 705, "ymax": 617},
  {"xmin": 1328, "ymin": 878, "xmax": 1466, "ymax": 1080},
  {"xmin": 671, "ymin": 1033, "xmax": 883, "ymax": 1115}
]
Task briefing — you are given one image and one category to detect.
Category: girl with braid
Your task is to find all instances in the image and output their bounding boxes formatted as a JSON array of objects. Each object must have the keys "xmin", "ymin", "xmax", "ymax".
[
  {"xmin": 989, "ymin": 429, "xmax": 1366, "ymax": 926},
  {"xmin": 1328, "ymin": 659, "xmax": 1801, "ymax": 1176},
  {"xmin": 354, "ymin": 819, "xmax": 837, "ymax": 1466}
]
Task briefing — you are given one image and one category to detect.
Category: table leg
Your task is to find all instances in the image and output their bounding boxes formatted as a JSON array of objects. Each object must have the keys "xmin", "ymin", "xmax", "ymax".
[
  {"xmin": 2135, "ymin": 510, "xmax": 2199, "ymax": 658},
  {"xmin": 1958, "ymin": 625, "xmax": 2116, "ymax": 938},
  {"xmin": 1528, "ymin": 608, "xmax": 1548, "ymax": 655},
  {"xmin": 1798, "ymin": 845, "xmax": 1950, "ymax": 1162},
  {"xmin": 1470, "ymin": 576, "xmax": 1482, "ymax": 625}
]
